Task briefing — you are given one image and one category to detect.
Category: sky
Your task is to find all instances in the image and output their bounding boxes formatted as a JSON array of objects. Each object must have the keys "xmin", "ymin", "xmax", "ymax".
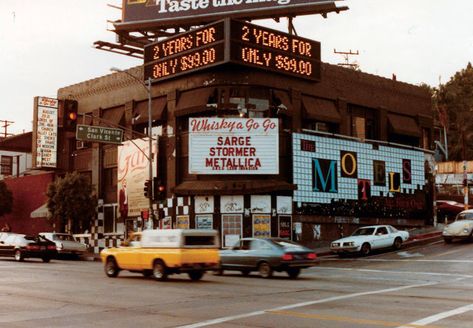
[{"xmin": 1, "ymin": 0, "xmax": 473, "ymax": 135}]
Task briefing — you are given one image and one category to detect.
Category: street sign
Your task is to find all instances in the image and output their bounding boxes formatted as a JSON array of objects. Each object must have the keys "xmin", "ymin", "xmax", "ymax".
[{"xmin": 76, "ymin": 124, "xmax": 123, "ymax": 144}]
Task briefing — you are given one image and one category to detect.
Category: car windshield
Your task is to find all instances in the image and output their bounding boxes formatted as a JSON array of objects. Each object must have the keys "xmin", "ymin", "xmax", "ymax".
[
  {"xmin": 271, "ymin": 239, "xmax": 305, "ymax": 250},
  {"xmin": 352, "ymin": 228, "xmax": 375, "ymax": 236},
  {"xmin": 456, "ymin": 212, "xmax": 473, "ymax": 221}
]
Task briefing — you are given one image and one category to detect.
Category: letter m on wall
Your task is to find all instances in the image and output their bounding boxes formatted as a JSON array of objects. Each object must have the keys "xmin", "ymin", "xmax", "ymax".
[{"xmin": 312, "ymin": 159, "xmax": 338, "ymax": 193}]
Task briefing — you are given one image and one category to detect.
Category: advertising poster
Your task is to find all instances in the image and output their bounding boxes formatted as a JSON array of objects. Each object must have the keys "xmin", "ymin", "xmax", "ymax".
[
  {"xmin": 253, "ymin": 214, "xmax": 271, "ymax": 238},
  {"xmin": 196, "ymin": 214, "xmax": 213, "ymax": 230},
  {"xmin": 176, "ymin": 215, "xmax": 190, "ymax": 229},
  {"xmin": 117, "ymin": 138, "xmax": 157, "ymax": 218},
  {"xmin": 161, "ymin": 216, "xmax": 172, "ymax": 229},
  {"xmin": 195, "ymin": 196, "xmax": 214, "ymax": 214},
  {"xmin": 220, "ymin": 195, "xmax": 244, "ymax": 213},
  {"xmin": 278, "ymin": 215, "xmax": 292, "ymax": 239},
  {"xmin": 221, "ymin": 214, "xmax": 242, "ymax": 248},
  {"xmin": 189, "ymin": 118, "xmax": 278, "ymax": 175},
  {"xmin": 251, "ymin": 195, "xmax": 271, "ymax": 213}
]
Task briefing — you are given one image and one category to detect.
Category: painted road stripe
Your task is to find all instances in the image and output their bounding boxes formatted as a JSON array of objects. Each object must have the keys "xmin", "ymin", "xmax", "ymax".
[
  {"xmin": 316, "ymin": 266, "xmax": 473, "ymax": 278},
  {"xmin": 270, "ymin": 310, "xmax": 440, "ymax": 328},
  {"xmin": 176, "ymin": 282, "xmax": 436, "ymax": 328},
  {"xmin": 397, "ymin": 303, "xmax": 473, "ymax": 328}
]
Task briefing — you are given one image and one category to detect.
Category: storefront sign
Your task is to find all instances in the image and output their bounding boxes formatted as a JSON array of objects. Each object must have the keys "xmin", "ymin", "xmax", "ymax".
[
  {"xmin": 253, "ymin": 214, "xmax": 271, "ymax": 238},
  {"xmin": 121, "ymin": 0, "xmax": 341, "ymax": 31},
  {"xmin": 220, "ymin": 195, "xmax": 244, "ymax": 213},
  {"xmin": 195, "ymin": 196, "xmax": 215, "ymax": 214},
  {"xmin": 189, "ymin": 118, "xmax": 278, "ymax": 174},
  {"xmin": 34, "ymin": 97, "xmax": 58, "ymax": 168},
  {"xmin": 117, "ymin": 138, "xmax": 157, "ymax": 217}
]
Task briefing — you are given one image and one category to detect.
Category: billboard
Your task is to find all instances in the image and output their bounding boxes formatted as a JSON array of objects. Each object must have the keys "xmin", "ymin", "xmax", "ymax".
[
  {"xmin": 33, "ymin": 97, "xmax": 58, "ymax": 168},
  {"xmin": 117, "ymin": 138, "xmax": 157, "ymax": 218},
  {"xmin": 119, "ymin": 0, "xmax": 345, "ymax": 31},
  {"xmin": 189, "ymin": 118, "xmax": 279, "ymax": 174},
  {"xmin": 144, "ymin": 19, "xmax": 321, "ymax": 82}
]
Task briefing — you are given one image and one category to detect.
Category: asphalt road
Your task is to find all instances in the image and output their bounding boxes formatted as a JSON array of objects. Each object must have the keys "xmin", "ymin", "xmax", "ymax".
[{"xmin": 1, "ymin": 240, "xmax": 473, "ymax": 328}]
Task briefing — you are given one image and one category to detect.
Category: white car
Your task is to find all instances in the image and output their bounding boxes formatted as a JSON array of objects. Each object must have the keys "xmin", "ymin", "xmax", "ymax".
[
  {"xmin": 330, "ymin": 225, "xmax": 410, "ymax": 256},
  {"xmin": 442, "ymin": 209, "xmax": 473, "ymax": 243},
  {"xmin": 39, "ymin": 232, "xmax": 88, "ymax": 257}
]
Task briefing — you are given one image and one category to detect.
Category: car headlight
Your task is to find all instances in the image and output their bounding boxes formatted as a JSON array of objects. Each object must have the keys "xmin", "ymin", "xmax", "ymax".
[
  {"xmin": 343, "ymin": 242, "xmax": 355, "ymax": 247},
  {"xmin": 331, "ymin": 242, "xmax": 340, "ymax": 247}
]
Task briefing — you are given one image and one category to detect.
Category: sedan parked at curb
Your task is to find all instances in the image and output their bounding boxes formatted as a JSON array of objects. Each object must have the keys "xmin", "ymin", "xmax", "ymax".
[
  {"xmin": 330, "ymin": 225, "xmax": 410, "ymax": 256},
  {"xmin": 39, "ymin": 232, "xmax": 88, "ymax": 257},
  {"xmin": 443, "ymin": 209, "xmax": 473, "ymax": 243},
  {"xmin": 217, "ymin": 238, "xmax": 318, "ymax": 279},
  {"xmin": 0, "ymin": 233, "xmax": 57, "ymax": 262}
]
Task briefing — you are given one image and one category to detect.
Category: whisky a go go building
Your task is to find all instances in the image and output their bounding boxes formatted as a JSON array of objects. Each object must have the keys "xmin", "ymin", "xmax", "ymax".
[{"xmin": 46, "ymin": 0, "xmax": 434, "ymax": 250}]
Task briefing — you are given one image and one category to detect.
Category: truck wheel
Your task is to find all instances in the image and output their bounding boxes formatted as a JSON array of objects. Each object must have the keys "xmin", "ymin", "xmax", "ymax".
[
  {"xmin": 258, "ymin": 262, "xmax": 273, "ymax": 278},
  {"xmin": 153, "ymin": 260, "xmax": 168, "ymax": 281},
  {"xmin": 188, "ymin": 271, "xmax": 204, "ymax": 281},
  {"xmin": 105, "ymin": 257, "xmax": 120, "ymax": 277}
]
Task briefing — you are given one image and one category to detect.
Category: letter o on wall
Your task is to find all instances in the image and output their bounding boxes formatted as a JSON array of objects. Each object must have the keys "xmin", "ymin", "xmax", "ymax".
[{"xmin": 341, "ymin": 151, "xmax": 357, "ymax": 178}]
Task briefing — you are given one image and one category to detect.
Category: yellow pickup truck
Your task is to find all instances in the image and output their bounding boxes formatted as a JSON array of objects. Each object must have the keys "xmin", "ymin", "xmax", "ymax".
[{"xmin": 100, "ymin": 229, "xmax": 220, "ymax": 281}]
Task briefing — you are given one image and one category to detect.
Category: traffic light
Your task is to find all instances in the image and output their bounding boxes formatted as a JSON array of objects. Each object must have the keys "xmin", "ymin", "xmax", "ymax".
[
  {"xmin": 144, "ymin": 180, "xmax": 152, "ymax": 198},
  {"xmin": 64, "ymin": 99, "xmax": 78, "ymax": 132},
  {"xmin": 153, "ymin": 177, "xmax": 165, "ymax": 201}
]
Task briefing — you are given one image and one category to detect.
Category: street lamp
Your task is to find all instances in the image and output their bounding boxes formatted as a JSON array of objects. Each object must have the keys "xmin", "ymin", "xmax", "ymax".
[{"xmin": 110, "ymin": 67, "xmax": 155, "ymax": 226}]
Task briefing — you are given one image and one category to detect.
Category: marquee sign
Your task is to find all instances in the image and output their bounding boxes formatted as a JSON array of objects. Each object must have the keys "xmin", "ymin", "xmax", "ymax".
[
  {"xmin": 189, "ymin": 117, "xmax": 279, "ymax": 174},
  {"xmin": 120, "ymin": 0, "xmax": 344, "ymax": 31},
  {"xmin": 144, "ymin": 19, "xmax": 321, "ymax": 81},
  {"xmin": 33, "ymin": 97, "xmax": 58, "ymax": 168}
]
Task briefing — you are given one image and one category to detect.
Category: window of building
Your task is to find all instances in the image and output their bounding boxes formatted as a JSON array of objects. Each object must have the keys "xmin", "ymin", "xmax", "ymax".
[
  {"xmin": 349, "ymin": 105, "xmax": 377, "ymax": 140},
  {"xmin": 303, "ymin": 121, "xmax": 339, "ymax": 133},
  {"xmin": 0, "ymin": 156, "xmax": 13, "ymax": 176}
]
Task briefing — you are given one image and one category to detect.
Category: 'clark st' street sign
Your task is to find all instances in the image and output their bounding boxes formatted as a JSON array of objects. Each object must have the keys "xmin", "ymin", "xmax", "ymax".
[{"xmin": 76, "ymin": 124, "xmax": 123, "ymax": 144}]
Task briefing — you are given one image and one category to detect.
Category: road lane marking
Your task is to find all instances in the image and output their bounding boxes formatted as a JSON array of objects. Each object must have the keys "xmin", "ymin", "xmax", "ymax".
[
  {"xmin": 397, "ymin": 303, "xmax": 473, "ymax": 328},
  {"xmin": 270, "ymin": 310, "xmax": 440, "ymax": 328},
  {"xmin": 316, "ymin": 266, "xmax": 473, "ymax": 278},
  {"xmin": 176, "ymin": 282, "xmax": 436, "ymax": 328}
]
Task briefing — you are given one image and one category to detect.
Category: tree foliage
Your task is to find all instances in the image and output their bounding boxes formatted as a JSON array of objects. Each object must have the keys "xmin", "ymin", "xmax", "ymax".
[
  {"xmin": 0, "ymin": 180, "xmax": 13, "ymax": 217},
  {"xmin": 435, "ymin": 62, "xmax": 473, "ymax": 161},
  {"xmin": 46, "ymin": 172, "xmax": 97, "ymax": 233}
]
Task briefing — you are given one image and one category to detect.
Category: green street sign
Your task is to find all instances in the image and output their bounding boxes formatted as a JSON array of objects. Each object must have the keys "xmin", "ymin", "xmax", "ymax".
[{"xmin": 76, "ymin": 124, "xmax": 123, "ymax": 144}]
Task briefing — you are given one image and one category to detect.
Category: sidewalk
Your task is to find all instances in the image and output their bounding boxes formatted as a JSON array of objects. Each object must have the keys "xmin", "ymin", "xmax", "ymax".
[{"xmin": 314, "ymin": 225, "xmax": 444, "ymax": 257}]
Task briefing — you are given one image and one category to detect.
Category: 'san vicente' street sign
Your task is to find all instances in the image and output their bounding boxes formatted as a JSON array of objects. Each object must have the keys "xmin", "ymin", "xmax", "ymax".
[{"xmin": 76, "ymin": 124, "xmax": 123, "ymax": 144}]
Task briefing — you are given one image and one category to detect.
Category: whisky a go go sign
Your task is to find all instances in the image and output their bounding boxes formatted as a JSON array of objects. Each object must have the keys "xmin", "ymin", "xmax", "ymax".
[{"xmin": 189, "ymin": 118, "xmax": 279, "ymax": 174}]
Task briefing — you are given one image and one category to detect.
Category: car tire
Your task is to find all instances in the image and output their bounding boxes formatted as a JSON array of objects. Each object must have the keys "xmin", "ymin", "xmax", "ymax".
[
  {"xmin": 14, "ymin": 250, "xmax": 24, "ymax": 262},
  {"xmin": 444, "ymin": 237, "xmax": 452, "ymax": 244},
  {"xmin": 360, "ymin": 243, "xmax": 371, "ymax": 256},
  {"xmin": 241, "ymin": 270, "xmax": 250, "ymax": 276},
  {"xmin": 258, "ymin": 262, "xmax": 273, "ymax": 278},
  {"xmin": 105, "ymin": 257, "xmax": 120, "ymax": 277},
  {"xmin": 287, "ymin": 268, "xmax": 301, "ymax": 279},
  {"xmin": 42, "ymin": 257, "xmax": 51, "ymax": 263},
  {"xmin": 188, "ymin": 271, "xmax": 204, "ymax": 281},
  {"xmin": 393, "ymin": 237, "xmax": 402, "ymax": 250},
  {"xmin": 153, "ymin": 260, "xmax": 168, "ymax": 281}
]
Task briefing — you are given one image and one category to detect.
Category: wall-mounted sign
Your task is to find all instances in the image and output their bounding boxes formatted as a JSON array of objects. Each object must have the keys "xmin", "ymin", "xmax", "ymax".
[
  {"xmin": 120, "ymin": 0, "xmax": 343, "ymax": 31},
  {"xmin": 176, "ymin": 215, "xmax": 190, "ymax": 229},
  {"xmin": 251, "ymin": 195, "xmax": 271, "ymax": 213},
  {"xmin": 34, "ymin": 97, "xmax": 58, "ymax": 168},
  {"xmin": 277, "ymin": 196, "xmax": 292, "ymax": 214},
  {"xmin": 144, "ymin": 19, "xmax": 321, "ymax": 82},
  {"xmin": 76, "ymin": 124, "xmax": 123, "ymax": 144},
  {"xmin": 189, "ymin": 117, "xmax": 279, "ymax": 174},
  {"xmin": 220, "ymin": 195, "xmax": 244, "ymax": 213},
  {"xmin": 196, "ymin": 214, "xmax": 213, "ymax": 230},
  {"xmin": 195, "ymin": 196, "xmax": 215, "ymax": 214},
  {"xmin": 252, "ymin": 214, "xmax": 271, "ymax": 238}
]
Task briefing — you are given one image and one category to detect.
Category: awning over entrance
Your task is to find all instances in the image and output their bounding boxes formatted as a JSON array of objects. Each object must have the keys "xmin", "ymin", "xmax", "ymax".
[
  {"xmin": 174, "ymin": 88, "xmax": 216, "ymax": 117},
  {"xmin": 30, "ymin": 203, "xmax": 50, "ymax": 218},
  {"xmin": 387, "ymin": 114, "xmax": 420, "ymax": 137},
  {"xmin": 302, "ymin": 96, "xmax": 341, "ymax": 123},
  {"xmin": 174, "ymin": 180, "xmax": 296, "ymax": 196},
  {"xmin": 133, "ymin": 96, "xmax": 166, "ymax": 124},
  {"xmin": 101, "ymin": 105, "xmax": 124, "ymax": 125}
]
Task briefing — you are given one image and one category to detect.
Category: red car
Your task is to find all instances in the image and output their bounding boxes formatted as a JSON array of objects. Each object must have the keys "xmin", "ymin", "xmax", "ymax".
[{"xmin": 0, "ymin": 233, "xmax": 57, "ymax": 262}]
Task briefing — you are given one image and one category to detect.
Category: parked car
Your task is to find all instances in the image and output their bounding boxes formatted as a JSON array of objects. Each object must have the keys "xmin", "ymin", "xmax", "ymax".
[
  {"xmin": 330, "ymin": 225, "xmax": 410, "ymax": 256},
  {"xmin": 100, "ymin": 229, "xmax": 220, "ymax": 281},
  {"xmin": 0, "ymin": 233, "xmax": 57, "ymax": 262},
  {"xmin": 39, "ymin": 232, "xmax": 88, "ymax": 257},
  {"xmin": 0, "ymin": 232, "xmax": 12, "ymax": 243},
  {"xmin": 442, "ymin": 209, "xmax": 473, "ymax": 243},
  {"xmin": 217, "ymin": 238, "xmax": 318, "ymax": 279}
]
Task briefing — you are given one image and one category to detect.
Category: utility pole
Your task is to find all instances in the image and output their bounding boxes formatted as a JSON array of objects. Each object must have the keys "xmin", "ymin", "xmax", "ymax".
[
  {"xmin": 0, "ymin": 120, "xmax": 14, "ymax": 138},
  {"xmin": 334, "ymin": 49, "xmax": 359, "ymax": 70}
]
